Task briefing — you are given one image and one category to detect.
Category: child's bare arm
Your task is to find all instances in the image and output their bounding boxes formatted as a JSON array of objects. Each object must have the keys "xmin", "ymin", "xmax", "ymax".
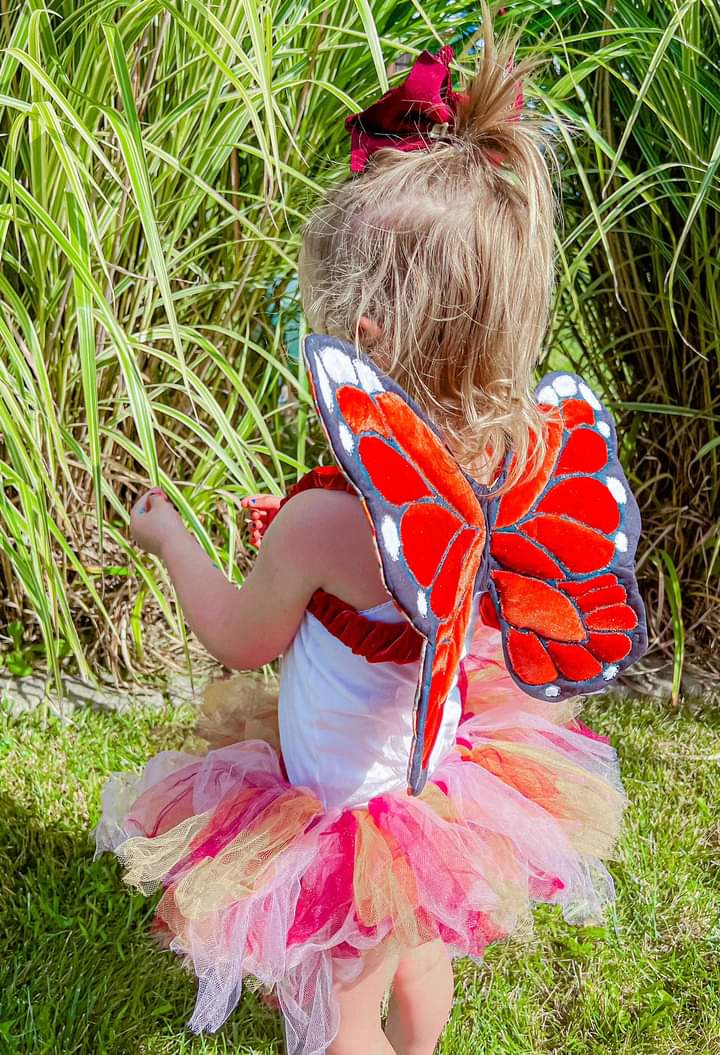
[{"xmin": 130, "ymin": 489, "xmax": 321, "ymax": 669}]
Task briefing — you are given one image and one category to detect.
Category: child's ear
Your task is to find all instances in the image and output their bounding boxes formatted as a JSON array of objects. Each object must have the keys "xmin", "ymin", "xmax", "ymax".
[
  {"xmin": 358, "ymin": 314, "xmax": 383, "ymax": 342},
  {"xmin": 358, "ymin": 315, "xmax": 392, "ymax": 371}
]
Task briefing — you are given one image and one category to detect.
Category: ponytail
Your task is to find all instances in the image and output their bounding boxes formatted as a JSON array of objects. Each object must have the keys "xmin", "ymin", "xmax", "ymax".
[{"xmin": 300, "ymin": 9, "xmax": 559, "ymax": 488}]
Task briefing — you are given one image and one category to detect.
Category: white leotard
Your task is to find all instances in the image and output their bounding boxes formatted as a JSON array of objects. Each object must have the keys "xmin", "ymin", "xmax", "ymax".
[{"xmin": 278, "ymin": 600, "xmax": 463, "ymax": 809}]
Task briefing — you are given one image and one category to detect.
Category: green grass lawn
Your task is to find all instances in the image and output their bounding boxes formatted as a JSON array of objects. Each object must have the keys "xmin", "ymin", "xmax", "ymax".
[{"xmin": 1, "ymin": 692, "xmax": 719, "ymax": 1055}]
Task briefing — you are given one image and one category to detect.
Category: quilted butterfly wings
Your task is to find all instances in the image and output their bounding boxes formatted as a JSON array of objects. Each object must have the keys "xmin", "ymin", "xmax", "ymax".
[
  {"xmin": 303, "ymin": 335, "xmax": 648, "ymax": 795},
  {"xmin": 303, "ymin": 334, "xmax": 487, "ymax": 794},
  {"xmin": 484, "ymin": 371, "xmax": 648, "ymax": 699}
]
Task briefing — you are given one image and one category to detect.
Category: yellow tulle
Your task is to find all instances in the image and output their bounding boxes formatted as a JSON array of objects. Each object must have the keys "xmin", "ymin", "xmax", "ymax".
[
  {"xmin": 352, "ymin": 810, "xmax": 426, "ymax": 945},
  {"xmin": 174, "ymin": 790, "xmax": 323, "ymax": 918},
  {"xmin": 196, "ymin": 671, "xmax": 281, "ymax": 753}
]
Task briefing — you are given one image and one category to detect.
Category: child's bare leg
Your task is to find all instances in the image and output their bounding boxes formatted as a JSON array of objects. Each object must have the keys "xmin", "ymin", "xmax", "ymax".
[
  {"xmin": 384, "ymin": 940, "xmax": 454, "ymax": 1055},
  {"xmin": 327, "ymin": 944, "xmax": 400, "ymax": 1055}
]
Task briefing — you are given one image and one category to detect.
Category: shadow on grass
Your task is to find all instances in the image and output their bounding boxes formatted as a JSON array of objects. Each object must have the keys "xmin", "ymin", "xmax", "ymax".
[{"xmin": 0, "ymin": 792, "xmax": 284, "ymax": 1055}]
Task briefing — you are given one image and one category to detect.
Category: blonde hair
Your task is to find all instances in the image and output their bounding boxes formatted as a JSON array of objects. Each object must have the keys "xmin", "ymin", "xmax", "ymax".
[{"xmin": 299, "ymin": 14, "xmax": 558, "ymax": 487}]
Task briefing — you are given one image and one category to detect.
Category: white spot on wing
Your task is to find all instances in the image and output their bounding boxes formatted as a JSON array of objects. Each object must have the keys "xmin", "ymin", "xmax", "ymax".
[
  {"xmin": 381, "ymin": 516, "xmax": 400, "ymax": 561},
  {"xmin": 615, "ymin": 531, "xmax": 628, "ymax": 553},
  {"xmin": 338, "ymin": 424, "xmax": 354, "ymax": 453},
  {"xmin": 597, "ymin": 420, "xmax": 611, "ymax": 438},
  {"xmin": 603, "ymin": 665, "xmax": 619, "ymax": 681},
  {"xmin": 579, "ymin": 382, "xmax": 601, "ymax": 410},
  {"xmin": 316, "ymin": 360, "xmax": 333, "ymax": 409},
  {"xmin": 355, "ymin": 360, "xmax": 383, "ymax": 394},
  {"xmin": 537, "ymin": 385, "xmax": 559, "ymax": 406},
  {"xmin": 606, "ymin": 477, "xmax": 627, "ymax": 504},
  {"xmin": 552, "ymin": 374, "xmax": 577, "ymax": 397},
  {"xmin": 545, "ymin": 685, "xmax": 560, "ymax": 698},
  {"xmin": 416, "ymin": 590, "xmax": 428, "ymax": 617},
  {"xmin": 321, "ymin": 345, "xmax": 357, "ymax": 384}
]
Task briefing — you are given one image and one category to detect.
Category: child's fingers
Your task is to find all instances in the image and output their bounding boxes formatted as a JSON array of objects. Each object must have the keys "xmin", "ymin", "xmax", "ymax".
[
  {"xmin": 133, "ymin": 487, "xmax": 166, "ymax": 508},
  {"xmin": 241, "ymin": 495, "xmax": 280, "ymax": 512},
  {"xmin": 241, "ymin": 496, "xmax": 277, "ymax": 549},
  {"xmin": 132, "ymin": 494, "xmax": 151, "ymax": 517},
  {"xmin": 132, "ymin": 488, "xmax": 169, "ymax": 517}
]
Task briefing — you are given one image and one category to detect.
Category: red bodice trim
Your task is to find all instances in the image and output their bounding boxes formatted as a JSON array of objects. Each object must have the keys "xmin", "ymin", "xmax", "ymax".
[
  {"xmin": 307, "ymin": 589, "xmax": 423, "ymax": 665},
  {"xmin": 279, "ymin": 465, "xmax": 356, "ymax": 504},
  {"xmin": 282, "ymin": 468, "xmax": 424, "ymax": 665}
]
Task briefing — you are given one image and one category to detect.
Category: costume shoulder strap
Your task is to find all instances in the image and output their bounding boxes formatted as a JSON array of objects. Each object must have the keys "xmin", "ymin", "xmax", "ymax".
[{"xmin": 280, "ymin": 465, "xmax": 354, "ymax": 504}]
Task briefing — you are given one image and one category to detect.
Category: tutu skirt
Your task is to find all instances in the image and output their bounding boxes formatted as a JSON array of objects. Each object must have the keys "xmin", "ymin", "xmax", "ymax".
[{"xmin": 94, "ymin": 628, "xmax": 627, "ymax": 1055}]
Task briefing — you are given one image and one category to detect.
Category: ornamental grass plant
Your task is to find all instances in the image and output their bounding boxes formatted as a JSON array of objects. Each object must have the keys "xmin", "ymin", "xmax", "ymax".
[{"xmin": 0, "ymin": 1, "xmax": 717, "ymax": 694}]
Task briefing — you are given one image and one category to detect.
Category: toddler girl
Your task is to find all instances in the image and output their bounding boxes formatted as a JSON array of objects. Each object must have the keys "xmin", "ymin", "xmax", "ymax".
[{"xmin": 96, "ymin": 19, "xmax": 645, "ymax": 1055}]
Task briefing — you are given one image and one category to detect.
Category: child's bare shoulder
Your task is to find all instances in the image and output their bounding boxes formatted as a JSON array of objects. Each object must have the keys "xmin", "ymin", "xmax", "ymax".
[
  {"xmin": 271, "ymin": 487, "xmax": 390, "ymax": 608},
  {"xmin": 272, "ymin": 487, "xmax": 373, "ymax": 556}
]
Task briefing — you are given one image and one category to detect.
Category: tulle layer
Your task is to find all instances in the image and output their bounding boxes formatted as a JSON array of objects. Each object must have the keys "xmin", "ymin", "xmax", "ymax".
[{"xmin": 94, "ymin": 629, "xmax": 627, "ymax": 1055}]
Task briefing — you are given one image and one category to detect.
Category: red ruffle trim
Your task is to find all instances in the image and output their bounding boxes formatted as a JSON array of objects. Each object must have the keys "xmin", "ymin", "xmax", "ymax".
[
  {"xmin": 283, "ymin": 468, "xmax": 424, "ymax": 666},
  {"xmin": 280, "ymin": 465, "xmax": 355, "ymax": 505},
  {"xmin": 308, "ymin": 588, "xmax": 423, "ymax": 665}
]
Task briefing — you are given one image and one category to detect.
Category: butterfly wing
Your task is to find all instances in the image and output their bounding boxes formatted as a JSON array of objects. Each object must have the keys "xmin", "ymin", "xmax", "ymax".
[
  {"xmin": 484, "ymin": 371, "xmax": 647, "ymax": 699},
  {"xmin": 303, "ymin": 334, "xmax": 487, "ymax": 793}
]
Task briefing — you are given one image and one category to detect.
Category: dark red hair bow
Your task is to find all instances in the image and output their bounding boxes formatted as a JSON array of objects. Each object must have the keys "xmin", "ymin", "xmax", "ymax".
[{"xmin": 345, "ymin": 45, "xmax": 468, "ymax": 174}]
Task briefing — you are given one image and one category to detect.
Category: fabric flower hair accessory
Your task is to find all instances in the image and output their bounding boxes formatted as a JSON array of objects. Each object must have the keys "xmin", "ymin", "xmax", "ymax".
[
  {"xmin": 345, "ymin": 45, "xmax": 469, "ymax": 174},
  {"xmin": 345, "ymin": 44, "xmax": 525, "ymax": 173}
]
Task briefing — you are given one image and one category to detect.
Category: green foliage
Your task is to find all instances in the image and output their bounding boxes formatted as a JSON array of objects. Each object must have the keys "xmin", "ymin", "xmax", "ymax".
[
  {"xmin": 528, "ymin": 0, "xmax": 720, "ymax": 678},
  {"xmin": 1, "ymin": 693, "xmax": 719, "ymax": 1053},
  {"xmin": 0, "ymin": 2, "xmax": 717, "ymax": 686},
  {"xmin": 1, "ymin": 619, "xmax": 44, "ymax": 674}
]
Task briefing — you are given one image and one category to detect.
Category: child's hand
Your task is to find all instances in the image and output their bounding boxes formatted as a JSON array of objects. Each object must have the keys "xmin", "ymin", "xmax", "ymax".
[
  {"xmin": 240, "ymin": 495, "xmax": 281, "ymax": 548},
  {"xmin": 130, "ymin": 487, "xmax": 187, "ymax": 558}
]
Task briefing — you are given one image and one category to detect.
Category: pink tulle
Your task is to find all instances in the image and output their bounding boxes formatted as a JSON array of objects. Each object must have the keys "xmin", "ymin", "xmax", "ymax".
[{"xmin": 94, "ymin": 627, "xmax": 626, "ymax": 1055}]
